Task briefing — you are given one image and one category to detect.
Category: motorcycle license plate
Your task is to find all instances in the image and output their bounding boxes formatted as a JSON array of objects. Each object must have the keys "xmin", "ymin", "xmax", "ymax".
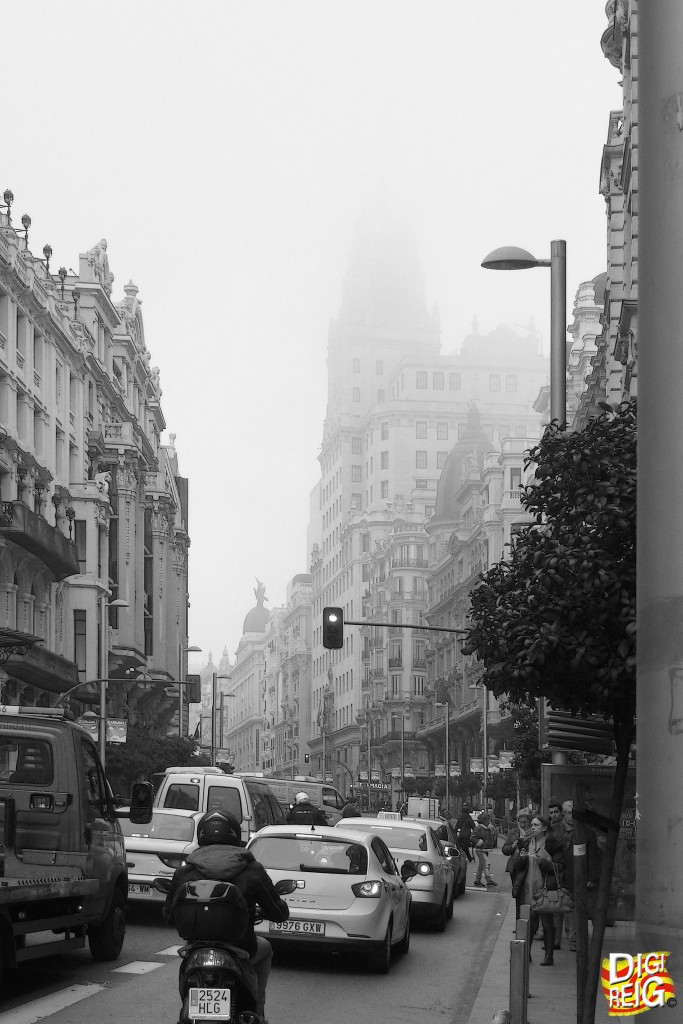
[
  {"xmin": 188, "ymin": 988, "xmax": 231, "ymax": 1019},
  {"xmin": 270, "ymin": 919, "xmax": 325, "ymax": 935}
]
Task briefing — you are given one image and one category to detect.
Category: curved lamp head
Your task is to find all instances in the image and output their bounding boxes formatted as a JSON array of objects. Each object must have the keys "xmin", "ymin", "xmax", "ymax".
[{"xmin": 481, "ymin": 245, "xmax": 540, "ymax": 270}]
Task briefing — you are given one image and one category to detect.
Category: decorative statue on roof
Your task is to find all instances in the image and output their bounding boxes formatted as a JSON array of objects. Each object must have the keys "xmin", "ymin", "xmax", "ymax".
[
  {"xmin": 86, "ymin": 238, "xmax": 115, "ymax": 297},
  {"xmin": 254, "ymin": 579, "xmax": 267, "ymax": 604}
]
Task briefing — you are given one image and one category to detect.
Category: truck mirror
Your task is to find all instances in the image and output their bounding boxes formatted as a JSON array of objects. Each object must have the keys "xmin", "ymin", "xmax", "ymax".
[{"xmin": 129, "ymin": 781, "xmax": 154, "ymax": 824}]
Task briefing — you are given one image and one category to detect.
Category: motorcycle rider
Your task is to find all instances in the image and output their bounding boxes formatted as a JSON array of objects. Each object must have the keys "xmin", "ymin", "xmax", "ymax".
[
  {"xmin": 285, "ymin": 791, "xmax": 328, "ymax": 826},
  {"xmin": 164, "ymin": 810, "xmax": 289, "ymax": 1023}
]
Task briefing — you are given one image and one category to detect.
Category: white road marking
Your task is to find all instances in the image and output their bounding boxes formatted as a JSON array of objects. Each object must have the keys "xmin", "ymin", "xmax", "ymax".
[
  {"xmin": 157, "ymin": 944, "xmax": 182, "ymax": 956},
  {"xmin": 0, "ymin": 984, "xmax": 106, "ymax": 1024},
  {"xmin": 113, "ymin": 960, "xmax": 166, "ymax": 974}
]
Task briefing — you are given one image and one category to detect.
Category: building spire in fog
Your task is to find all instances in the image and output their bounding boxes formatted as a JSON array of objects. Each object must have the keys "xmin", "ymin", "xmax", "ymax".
[{"xmin": 337, "ymin": 209, "xmax": 433, "ymax": 331}]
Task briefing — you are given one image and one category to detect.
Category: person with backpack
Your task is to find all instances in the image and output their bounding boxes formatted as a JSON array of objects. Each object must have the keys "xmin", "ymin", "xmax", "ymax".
[
  {"xmin": 472, "ymin": 812, "xmax": 498, "ymax": 887},
  {"xmin": 285, "ymin": 791, "xmax": 328, "ymax": 826},
  {"xmin": 164, "ymin": 810, "xmax": 289, "ymax": 1023},
  {"xmin": 455, "ymin": 804, "xmax": 476, "ymax": 862}
]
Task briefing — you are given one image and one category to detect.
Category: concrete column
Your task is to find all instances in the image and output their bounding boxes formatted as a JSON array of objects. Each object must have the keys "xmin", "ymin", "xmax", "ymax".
[{"xmin": 638, "ymin": 0, "xmax": 683, "ymax": 966}]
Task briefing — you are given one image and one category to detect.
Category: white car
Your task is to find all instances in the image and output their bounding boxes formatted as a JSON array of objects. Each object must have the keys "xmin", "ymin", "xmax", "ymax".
[
  {"xmin": 340, "ymin": 817, "xmax": 455, "ymax": 930},
  {"xmin": 120, "ymin": 808, "xmax": 203, "ymax": 902},
  {"xmin": 247, "ymin": 824, "xmax": 415, "ymax": 973}
]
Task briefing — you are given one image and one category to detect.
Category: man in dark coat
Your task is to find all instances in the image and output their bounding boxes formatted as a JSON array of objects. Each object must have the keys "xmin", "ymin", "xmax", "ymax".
[
  {"xmin": 341, "ymin": 797, "xmax": 361, "ymax": 818},
  {"xmin": 285, "ymin": 792, "xmax": 328, "ymax": 826},
  {"xmin": 455, "ymin": 804, "xmax": 476, "ymax": 862},
  {"xmin": 164, "ymin": 810, "xmax": 288, "ymax": 1021}
]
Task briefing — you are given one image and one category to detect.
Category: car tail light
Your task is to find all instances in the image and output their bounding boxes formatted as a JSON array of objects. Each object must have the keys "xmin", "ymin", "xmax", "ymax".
[
  {"xmin": 416, "ymin": 861, "xmax": 433, "ymax": 876},
  {"xmin": 159, "ymin": 854, "xmax": 187, "ymax": 868},
  {"xmin": 187, "ymin": 948, "xmax": 234, "ymax": 970},
  {"xmin": 351, "ymin": 880, "xmax": 383, "ymax": 898}
]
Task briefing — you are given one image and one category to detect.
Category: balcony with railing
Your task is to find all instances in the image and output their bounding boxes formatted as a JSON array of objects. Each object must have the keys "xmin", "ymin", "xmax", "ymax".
[
  {"xmin": 388, "ymin": 657, "xmax": 402, "ymax": 669},
  {"xmin": 0, "ymin": 501, "xmax": 79, "ymax": 579}
]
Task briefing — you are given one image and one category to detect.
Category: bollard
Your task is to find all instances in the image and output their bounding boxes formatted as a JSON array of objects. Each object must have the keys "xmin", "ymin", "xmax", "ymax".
[
  {"xmin": 509, "ymin": 939, "xmax": 528, "ymax": 1024},
  {"xmin": 516, "ymin": 916, "xmax": 531, "ymax": 996},
  {"xmin": 492, "ymin": 1012, "xmax": 512, "ymax": 1024}
]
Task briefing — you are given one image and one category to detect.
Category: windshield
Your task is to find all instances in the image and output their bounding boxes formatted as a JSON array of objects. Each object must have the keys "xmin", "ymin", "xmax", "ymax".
[
  {"xmin": 250, "ymin": 835, "xmax": 368, "ymax": 874},
  {"xmin": 120, "ymin": 811, "xmax": 197, "ymax": 842},
  {"xmin": 343, "ymin": 822, "xmax": 428, "ymax": 852}
]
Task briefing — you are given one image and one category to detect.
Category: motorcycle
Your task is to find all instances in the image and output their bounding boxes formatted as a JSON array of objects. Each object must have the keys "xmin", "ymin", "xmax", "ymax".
[{"xmin": 155, "ymin": 875, "xmax": 297, "ymax": 1024}]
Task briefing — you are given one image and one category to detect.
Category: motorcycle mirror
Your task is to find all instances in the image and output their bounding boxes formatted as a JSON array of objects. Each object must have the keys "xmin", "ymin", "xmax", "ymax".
[
  {"xmin": 154, "ymin": 877, "xmax": 173, "ymax": 894},
  {"xmin": 400, "ymin": 860, "xmax": 418, "ymax": 882},
  {"xmin": 274, "ymin": 878, "xmax": 297, "ymax": 895}
]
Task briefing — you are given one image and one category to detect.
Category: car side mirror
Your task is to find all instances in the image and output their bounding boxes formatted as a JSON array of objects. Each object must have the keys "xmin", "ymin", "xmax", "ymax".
[
  {"xmin": 128, "ymin": 781, "xmax": 154, "ymax": 824},
  {"xmin": 274, "ymin": 878, "xmax": 297, "ymax": 895},
  {"xmin": 442, "ymin": 844, "xmax": 458, "ymax": 858},
  {"xmin": 401, "ymin": 860, "xmax": 418, "ymax": 881}
]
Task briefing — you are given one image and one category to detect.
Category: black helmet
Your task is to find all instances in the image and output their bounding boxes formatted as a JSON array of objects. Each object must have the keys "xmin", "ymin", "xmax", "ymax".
[{"xmin": 197, "ymin": 810, "xmax": 241, "ymax": 847}]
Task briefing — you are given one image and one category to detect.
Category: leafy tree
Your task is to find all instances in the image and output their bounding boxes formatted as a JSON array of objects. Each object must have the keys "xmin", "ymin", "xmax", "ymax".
[
  {"xmin": 105, "ymin": 727, "xmax": 209, "ymax": 795},
  {"xmin": 462, "ymin": 401, "xmax": 636, "ymax": 1024}
]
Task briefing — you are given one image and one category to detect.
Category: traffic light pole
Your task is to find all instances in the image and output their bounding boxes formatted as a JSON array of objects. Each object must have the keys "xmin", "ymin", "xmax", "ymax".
[{"xmin": 343, "ymin": 620, "xmax": 467, "ymax": 634}]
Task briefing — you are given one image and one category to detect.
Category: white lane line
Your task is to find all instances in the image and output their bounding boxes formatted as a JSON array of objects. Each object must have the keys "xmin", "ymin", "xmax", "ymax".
[
  {"xmin": 0, "ymin": 984, "xmax": 106, "ymax": 1024},
  {"xmin": 157, "ymin": 945, "xmax": 182, "ymax": 956},
  {"xmin": 113, "ymin": 960, "xmax": 166, "ymax": 974}
]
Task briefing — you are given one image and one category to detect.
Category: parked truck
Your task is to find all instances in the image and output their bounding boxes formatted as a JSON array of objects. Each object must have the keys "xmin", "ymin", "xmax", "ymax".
[{"xmin": 0, "ymin": 705, "xmax": 152, "ymax": 991}]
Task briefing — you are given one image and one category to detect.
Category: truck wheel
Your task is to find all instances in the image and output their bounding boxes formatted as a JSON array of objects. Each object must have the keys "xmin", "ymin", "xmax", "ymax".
[{"xmin": 88, "ymin": 889, "xmax": 126, "ymax": 961}]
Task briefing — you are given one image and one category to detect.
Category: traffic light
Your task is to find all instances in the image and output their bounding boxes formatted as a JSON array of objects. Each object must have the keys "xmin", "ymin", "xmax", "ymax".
[
  {"xmin": 304, "ymin": 753, "xmax": 310, "ymax": 764},
  {"xmin": 322, "ymin": 607, "xmax": 344, "ymax": 649},
  {"xmin": 185, "ymin": 674, "xmax": 201, "ymax": 703}
]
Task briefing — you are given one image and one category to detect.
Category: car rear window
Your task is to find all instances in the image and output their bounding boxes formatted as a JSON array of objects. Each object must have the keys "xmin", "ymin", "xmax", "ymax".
[
  {"xmin": 206, "ymin": 784, "xmax": 242, "ymax": 820},
  {"xmin": 120, "ymin": 812, "xmax": 197, "ymax": 841},
  {"xmin": 0, "ymin": 736, "xmax": 53, "ymax": 786},
  {"xmin": 163, "ymin": 784, "xmax": 200, "ymax": 810},
  {"xmin": 250, "ymin": 835, "xmax": 368, "ymax": 874},
  {"xmin": 344, "ymin": 822, "xmax": 428, "ymax": 851}
]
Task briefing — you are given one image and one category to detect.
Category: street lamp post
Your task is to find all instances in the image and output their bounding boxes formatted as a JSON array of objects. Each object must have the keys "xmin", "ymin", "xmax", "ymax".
[
  {"xmin": 99, "ymin": 597, "xmax": 129, "ymax": 767},
  {"xmin": 178, "ymin": 644, "xmax": 202, "ymax": 737},
  {"xmin": 481, "ymin": 240, "xmax": 567, "ymax": 426},
  {"xmin": 435, "ymin": 701, "xmax": 450, "ymax": 816},
  {"xmin": 210, "ymin": 673, "xmax": 232, "ymax": 765}
]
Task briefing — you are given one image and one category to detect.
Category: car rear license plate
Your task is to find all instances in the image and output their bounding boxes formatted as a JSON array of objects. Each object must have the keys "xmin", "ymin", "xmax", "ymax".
[
  {"xmin": 270, "ymin": 920, "xmax": 325, "ymax": 935},
  {"xmin": 128, "ymin": 883, "xmax": 151, "ymax": 895},
  {"xmin": 188, "ymin": 988, "xmax": 231, "ymax": 1019}
]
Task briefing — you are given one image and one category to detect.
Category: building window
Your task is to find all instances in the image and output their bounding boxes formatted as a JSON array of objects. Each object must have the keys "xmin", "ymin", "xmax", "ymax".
[
  {"xmin": 376, "ymin": 360, "xmax": 384, "ymax": 375},
  {"xmin": 489, "ymin": 374, "xmax": 500, "ymax": 391},
  {"xmin": 381, "ymin": 480, "xmax": 389, "ymax": 498},
  {"xmin": 433, "ymin": 372, "xmax": 444, "ymax": 390},
  {"xmin": 436, "ymin": 421, "xmax": 448, "ymax": 440},
  {"xmin": 362, "ymin": 533, "xmax": 370, "ymax": 552},
  {"xmin": 74, "ymin": 610, "xmax": 87, "ymax": 682},
  {"xmin": 416, "ymin": 451, "xmax": 427, "ymax": 469},
  {"xmin": 424, "ymin": 505, "xmax": 434, "ymax": 517},
  {"xmin": 75, "ymin": 520, "xmax": 87, "ymax": 573},
  {"xmin": 381, "ymin": 421, "xmax": 389, "ymax": 440},
  {"xmin": 391, "ymin": 675, "xmax": 401, "ymax": 697},
  {"xmin": 351, "ymin": 465, "xmax": 362, "ymax": 482},
  {"xmin": 449, "ymin": 372, "xmax": 461, "ymax": 390},
  {"xmin": 499, "ymin": 424, "xmax": 510, "ymax": 440},
  {"xmin": 352, "ymin": 387, "xmax": 361, "ymax": 402},
  {"xmin": 416, "ymin": 371, "xmax": 427, "ymax": 389},
  {"xmin": 415, "ymin": 421, "xmax": 427, "ymax": 439},
  {"xmin": 380, "ymin": 451, "xmax": 389, "ymax": 469},
  {"xmin": 437, "ymin": 451, "xmax": 448, "ymax": 469},
  {"xmin": 377, "ymin": 389, "xmax": 385, "ymax": 403},
  {"xmin": 353, "ymin": 358, "xmax": 361, "ymax": 373},
  {"xmin": 415, "ymin": 479, "xmax": 428, "ymax": 489},
  {"xmin": 413, "ymin": 676, "xmax": 425, "ymax": 696},
  {"xmin": 515, "ymin": 424, "xmax": 527, "ymax": 437},
  {"xmin": 506, "ymin": 374, "xmax": 517, "ymax": 392},
  {"xmin": 351, "ymin": 493, "xmax": 362, "ymax": 509},
  {"xmin": 352, "ymin": 437, "xmax": 362, "ymax": 454}
]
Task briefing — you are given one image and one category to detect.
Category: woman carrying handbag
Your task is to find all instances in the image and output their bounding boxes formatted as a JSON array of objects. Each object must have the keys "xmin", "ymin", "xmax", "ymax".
[{"xmin": 517, "ymin": 813, "xmax": 566, "ymax": 966}]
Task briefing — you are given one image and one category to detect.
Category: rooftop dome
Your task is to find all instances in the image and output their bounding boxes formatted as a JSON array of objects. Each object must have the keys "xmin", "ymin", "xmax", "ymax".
[
  {"xmin": 591, "ymin": 271, "xmax": 608, "ymax": 307},
  {"xmin": 432, "ymin": 405, "xmax": 496, "ymax": 523},
  {"xmin": 242, "ymin": 579, "xmax": 271, "ymax": 635}
]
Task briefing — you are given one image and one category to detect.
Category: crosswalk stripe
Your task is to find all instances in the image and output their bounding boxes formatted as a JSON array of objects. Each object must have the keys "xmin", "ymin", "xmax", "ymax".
[
  {"xmin": 0, "ymin": 984, "xmax": 105, "ymax": 1024},
  {"xmin": 113, "ymin": 961, "xmax": 166, "ymax": 974}
]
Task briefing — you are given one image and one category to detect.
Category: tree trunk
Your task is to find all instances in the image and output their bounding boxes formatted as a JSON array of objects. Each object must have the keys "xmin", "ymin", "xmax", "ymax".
[{"xmin": 582, "ymin": 716, "xmax": 635, "ymax": 1024}]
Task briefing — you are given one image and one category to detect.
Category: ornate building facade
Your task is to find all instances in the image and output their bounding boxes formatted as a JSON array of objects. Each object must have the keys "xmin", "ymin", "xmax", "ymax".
[{"xmin": 0, "ymin": 200, "xmax": 190, "ymax": 734}]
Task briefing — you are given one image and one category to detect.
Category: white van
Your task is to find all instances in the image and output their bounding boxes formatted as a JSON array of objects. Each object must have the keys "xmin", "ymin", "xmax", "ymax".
[
  {"xmin": 240, "ymin": 775, "xmax": 346, "ymax": 825},
  {"xmin": 153, "ymin": 767, "xmax": 286, "ymax": 845}
]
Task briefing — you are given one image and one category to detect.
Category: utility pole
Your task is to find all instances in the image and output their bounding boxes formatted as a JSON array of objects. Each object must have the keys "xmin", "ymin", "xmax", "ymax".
[{"xmin": 638, "ymin": 1, "xmax": 683, "ymax": 967}]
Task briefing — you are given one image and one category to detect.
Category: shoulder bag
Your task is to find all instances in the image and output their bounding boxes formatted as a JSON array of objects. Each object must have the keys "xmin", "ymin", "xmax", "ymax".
[{"xmin": 531, "ymin": 862, "xmax": 574, "ymax": 914}]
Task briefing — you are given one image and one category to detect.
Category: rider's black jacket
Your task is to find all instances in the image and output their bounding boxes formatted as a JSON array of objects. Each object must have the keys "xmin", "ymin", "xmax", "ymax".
[{"xmin": 164, "ymin": 845, "xmax": 289, "ymax": 956}]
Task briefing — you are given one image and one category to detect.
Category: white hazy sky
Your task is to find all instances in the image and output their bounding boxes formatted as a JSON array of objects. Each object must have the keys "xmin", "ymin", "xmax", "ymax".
[{"xmin": 4, "ymin": 1, "xmax": 620, "ymax": 670}]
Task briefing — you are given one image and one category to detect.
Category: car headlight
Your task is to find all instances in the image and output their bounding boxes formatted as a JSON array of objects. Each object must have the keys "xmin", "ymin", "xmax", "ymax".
[{"xmin": 351, "ymin": 880, "xmax": 383, "ymax": 898}]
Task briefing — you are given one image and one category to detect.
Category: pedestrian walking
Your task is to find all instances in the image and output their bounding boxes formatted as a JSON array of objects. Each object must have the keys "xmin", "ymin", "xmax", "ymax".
[
  {"xmin": 502, "ymin": 808, "xmax": 533, "ymax": 921},
  {"xmin": 472, "ymin": 812, "xmax": 497, "ymax": 887},
  {"xmin": 547, "ymin": 798, "xmax": 566, "ymax": 949},
  {"xmin": 455, "ymin": 803, "xmax": 475, "ymax": 862}
]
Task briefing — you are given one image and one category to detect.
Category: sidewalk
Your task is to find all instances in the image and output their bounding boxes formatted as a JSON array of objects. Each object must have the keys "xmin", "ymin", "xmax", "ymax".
[{"xmin": 468, "ymin": 889, "xmax": 636, "ymax": 1023}]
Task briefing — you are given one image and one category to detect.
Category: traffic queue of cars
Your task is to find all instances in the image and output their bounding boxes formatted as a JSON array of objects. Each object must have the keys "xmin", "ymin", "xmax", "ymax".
[{"xmin": 120, "ymin": 790, "xmax": 469, "ymax": 974}]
